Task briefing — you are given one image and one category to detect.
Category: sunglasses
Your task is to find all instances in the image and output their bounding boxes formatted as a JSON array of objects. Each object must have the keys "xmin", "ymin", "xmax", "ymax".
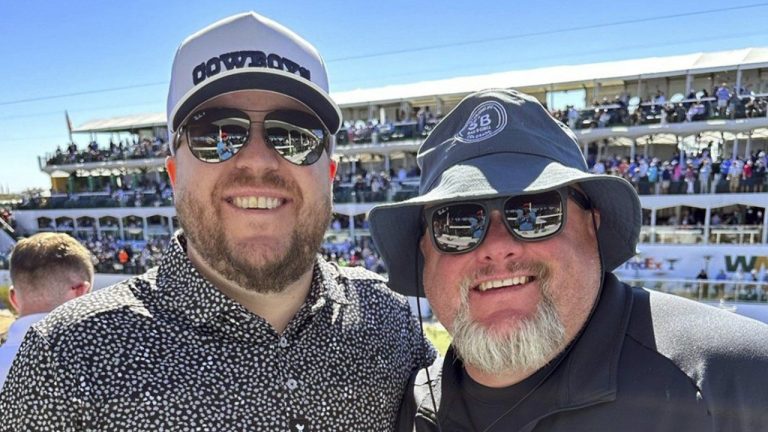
[
  {"xmin": 172, "ymin": 108, "xmax": 330, "ymax": 165},
  {"xmin": 424, "ymin": 188, "xmax": 592, "ymax": 254}
]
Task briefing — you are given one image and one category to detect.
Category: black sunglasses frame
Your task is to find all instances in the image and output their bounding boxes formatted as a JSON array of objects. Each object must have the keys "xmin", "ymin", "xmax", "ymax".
[
  {"xmin": 171, "ymin": 107, "xmax": 331, "ymax": 166},
  {"xmin": 424, "ymin": 187, "xmax": 593, "ymax": 255}
]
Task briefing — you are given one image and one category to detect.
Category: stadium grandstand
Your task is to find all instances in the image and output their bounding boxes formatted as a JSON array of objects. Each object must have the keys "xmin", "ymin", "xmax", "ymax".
[{"xmin": 2, "ymin": 47, "xmax": 766, "ymax": 306}]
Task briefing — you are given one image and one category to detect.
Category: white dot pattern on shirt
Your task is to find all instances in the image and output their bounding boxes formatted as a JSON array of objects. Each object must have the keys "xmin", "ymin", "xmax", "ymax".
[{"xmin": 0, "ymin": 233, "xmax": 435, "ymax": 431}]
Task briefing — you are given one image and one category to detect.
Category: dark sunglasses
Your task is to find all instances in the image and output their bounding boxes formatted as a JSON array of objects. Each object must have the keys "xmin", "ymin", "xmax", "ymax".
[
  {"xmin": 172, "ymin": 108, "xmax": 330, "ymax": 165},
  {"xmin": 424, "ymin": 188, "xmax": 592, "ymax": 254}
]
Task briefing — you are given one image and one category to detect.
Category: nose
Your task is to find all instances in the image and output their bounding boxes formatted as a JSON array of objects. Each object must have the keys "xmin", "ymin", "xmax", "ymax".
[
  {"xmin": 474, "ymin": 211, "xmax": 524, "ymax": 263},
  {"xmin": 232, "ymin": 122, "xmax": 281, "ymax": 172}
]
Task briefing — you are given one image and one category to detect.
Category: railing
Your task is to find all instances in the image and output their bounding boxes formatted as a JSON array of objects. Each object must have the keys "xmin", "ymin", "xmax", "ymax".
[
  {"xmin": 332, "ymin": 184, "xmax": 420, "ymax": 204},
  {"xmin": 569, "ymin": 92, "xmax": 768, "ymax": 130},
  {"xmin": 621, "ymin": 277, "xmax": 768, "ymax": 303},
  {"xmin": 18, "ymin": 193, "xmax": 173, "ymax": 210},
  {"xmin": 633, "ymin": 178, "xmax": 767, "ymax": 196},
  {"xmin": 42, "ymin": 144, "xmax": 169, "ymax": 167},
  {"xmin": 334, "ymin": 120, "xmax": 437, "ymax": 146},
  {"xmin": 639, "ymin": 225, "xmax": 764, "ymax": 245}
]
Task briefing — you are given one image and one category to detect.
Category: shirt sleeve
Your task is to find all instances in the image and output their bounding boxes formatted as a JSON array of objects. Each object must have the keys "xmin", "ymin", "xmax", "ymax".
[{"xmin": 0, "ymin": 328, "xmax": 81, "ymax": 431}]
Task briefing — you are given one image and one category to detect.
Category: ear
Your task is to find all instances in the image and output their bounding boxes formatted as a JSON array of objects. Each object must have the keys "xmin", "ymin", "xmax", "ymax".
[
  {"xmin": 591, "ymin": 208, "xmax": 601, "ymax": 231},
  {"xmin": 165, "ymin": 157, "xmax": 177, "ymax": 187},
  {"xmin": 418, "ymin": 232, "xmax": 431, "ymax": 257},
  {"xmin": 70, "ymin": 281, "xmax": 91, "ymax": 299},
  {"xmin": 8, "ymin": 286, "xmax": 19, "ymax": 314},
  {"xmin": 329, "ymin": 159, "xmax": 337, "ymax": 180}
]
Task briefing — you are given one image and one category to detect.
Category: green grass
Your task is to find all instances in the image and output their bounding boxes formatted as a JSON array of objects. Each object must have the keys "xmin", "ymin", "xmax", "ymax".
[
  {"xmin": 0, "ymin": 285, "xmax": 11, "ymax": 311},
  {"xmin": 0, "ymin": 285, "xmax": 14, "ymax": 337},
  {"xmin": 423, "ymin": 321, "xmax": 451, "ymax": 356}
]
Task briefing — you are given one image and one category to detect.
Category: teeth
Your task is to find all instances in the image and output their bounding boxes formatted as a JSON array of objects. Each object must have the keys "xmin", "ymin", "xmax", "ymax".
[
  {"xmin": 233, "ymin": 196, "xmax": 282, "ymax": 210},
  {"xmin": 478, "ymin": 276, "xmax": 531, "ymax": 292}
]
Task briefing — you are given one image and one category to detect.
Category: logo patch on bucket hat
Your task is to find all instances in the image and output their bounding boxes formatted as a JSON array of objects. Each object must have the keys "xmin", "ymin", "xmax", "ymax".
[{"xmin": 455, "ymin": 100, "xmax": 507, "ymax": 143}]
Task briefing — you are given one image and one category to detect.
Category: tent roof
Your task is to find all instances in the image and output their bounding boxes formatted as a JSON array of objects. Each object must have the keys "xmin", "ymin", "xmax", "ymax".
[
  {"xmin": 332, "ymin": 47, "xmax": 768, "ymax": 107},
  {"xmin": 72, "ymin": 113, "xmax": 166, "ymax": 133}
]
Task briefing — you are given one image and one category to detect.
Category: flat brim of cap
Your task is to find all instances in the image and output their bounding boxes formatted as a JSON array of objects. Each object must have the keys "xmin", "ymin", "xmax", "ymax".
[
  {"xmin": 171, "ymin": 69, "xmax": 341, "ymax": 133},
  {"xmin": 369, "ymin": 152, "xmax": 641, "ymax": 297}
]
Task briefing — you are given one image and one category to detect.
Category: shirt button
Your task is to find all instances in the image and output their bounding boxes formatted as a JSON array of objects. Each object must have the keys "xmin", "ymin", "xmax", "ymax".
[
  {"xmin": 279, "ymin": 337, "xmax": 289, "ymax": 348},
  {"xmin": 286, "ymin": 378, "xmax": 298, "ymax": 390}
]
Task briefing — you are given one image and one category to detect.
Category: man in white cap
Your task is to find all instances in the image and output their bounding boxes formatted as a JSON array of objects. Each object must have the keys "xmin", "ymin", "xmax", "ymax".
[
  {"xmin": 369, "ymin": 89, "xmax": 768, "ymax": 431},
  {"xmin": 0, "ymin": 13, "xmax": 433, "ymax": 430}
]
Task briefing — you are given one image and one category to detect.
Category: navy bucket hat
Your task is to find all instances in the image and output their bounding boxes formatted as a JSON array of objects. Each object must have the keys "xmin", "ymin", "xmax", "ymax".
[{"xmin": 368, "ymin": 89, "xmax": 641, "ymax": 297}]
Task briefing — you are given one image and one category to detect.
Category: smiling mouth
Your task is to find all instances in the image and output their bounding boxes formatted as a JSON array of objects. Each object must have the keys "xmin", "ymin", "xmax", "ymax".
[
  {"xmin": 227, "ymin": 196, "xmax": 285, "ymax": 210},
  {"xmin": 476, "ymin": 276, "xmax": 534, "ymax": 292}
]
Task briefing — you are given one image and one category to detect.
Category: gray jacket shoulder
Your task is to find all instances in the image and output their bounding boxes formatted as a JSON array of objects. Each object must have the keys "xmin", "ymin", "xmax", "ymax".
[
  {"xmin": 630, "ymin": 287, "xmax": 768, "ymax": 362},
  {"xmin": 627, "ymin": 286, "xmax": 768, "ymax": 416}
]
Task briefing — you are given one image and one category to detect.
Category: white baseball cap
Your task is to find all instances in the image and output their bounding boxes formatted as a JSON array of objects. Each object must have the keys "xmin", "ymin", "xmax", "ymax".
[{"xmin": 166, "ymin": 12, "xmax": 341, "ymax": 136}]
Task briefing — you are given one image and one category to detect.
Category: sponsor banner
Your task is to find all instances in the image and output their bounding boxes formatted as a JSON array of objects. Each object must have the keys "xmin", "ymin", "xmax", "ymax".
[{"xmin": 615, "ymin": 244, "xmax": 768, "ymax": 279}]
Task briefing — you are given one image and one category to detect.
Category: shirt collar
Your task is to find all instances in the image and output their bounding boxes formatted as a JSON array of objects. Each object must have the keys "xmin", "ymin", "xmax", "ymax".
[
  {"xmin": 313, "ymin": 257, "xmax": 352, "ymax": 307},
  {"xmin": 551, "ymin": 272, "xmax": 632, "ymax": 407}
]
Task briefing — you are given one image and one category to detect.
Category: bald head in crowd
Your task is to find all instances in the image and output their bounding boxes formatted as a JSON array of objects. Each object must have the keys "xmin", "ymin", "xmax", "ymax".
[{"xmin": 9, "ymin": 233, "xmax": 93, "ymax": 316}]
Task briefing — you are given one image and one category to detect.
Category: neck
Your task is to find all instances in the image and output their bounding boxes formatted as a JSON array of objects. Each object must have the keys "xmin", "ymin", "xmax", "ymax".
[
  {"xmin": 14, "ymin": 299, "xmax": 57, "ymax": 318},
  {"xmin": 463, "ymin": 362, "xmax": 541, "ymax": 388},
  {"xmin": 16, "ymin": 310, "xmax": 50, "ymax": 319},
  {"xmin": 187, "ymin": 246, "xmax": 313, "ymax": 334}
]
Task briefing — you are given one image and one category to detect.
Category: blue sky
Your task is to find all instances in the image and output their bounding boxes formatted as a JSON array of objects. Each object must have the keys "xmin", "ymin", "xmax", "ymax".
[{"xmin": 2, "ymin": 0, "xmax": 768, "ymax": 193}]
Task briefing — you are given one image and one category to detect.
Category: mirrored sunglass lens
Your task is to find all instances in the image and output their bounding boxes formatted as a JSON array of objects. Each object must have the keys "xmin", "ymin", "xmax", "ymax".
[
  {"xmin": 431, "ymin": 204, "xmax": 487, "ymax": 252},
  {"xmin": 504, "ymin": 191, "xmax": 563, "ymax": 239},
  {"xmin": 186, "ymin": 109, "xmax": 249, "ymax": 163},
  {"xmin": 265, "ymin": 111, "xmax": 327, "ymax": 165}
]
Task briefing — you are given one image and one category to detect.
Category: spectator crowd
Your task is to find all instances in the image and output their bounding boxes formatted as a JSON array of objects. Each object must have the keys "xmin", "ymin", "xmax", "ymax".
[
  {"xmin": 693, "ymin": 268, "xmax": 768, "ymax": 303},
  {"xmin": 18, "ymin": 174, "xmax": 173, "ymax": 210},
  {"xmin": 550, "ymin": 83, "xmax": 768, "ymax": 130},
  {"xmin": 589, "ymin": 149, "xmax": 767, "ymax": 195},
  {"xmin": 335, "ymin": 105, "xmax": 440, "ymax": 146},
  {"xmin": 334, "ymin": 83, "xmax": 768, "ymax": 149},
  {"xmin": 0, "ymin": 227, "xmax": 387, "ymax": 276},
  {"xmin": 332, "ymin": 166, "xmax": 421, "ymax": 203},
  {"xmin": 45, "ymin": 137, "xmax": 170, "ymax": 166}
]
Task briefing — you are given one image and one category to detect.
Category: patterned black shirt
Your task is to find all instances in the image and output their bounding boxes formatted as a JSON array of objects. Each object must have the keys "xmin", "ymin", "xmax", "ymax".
[{"xmin": 0, "ymin": 234, "xmax": 435, "ymax": 431}]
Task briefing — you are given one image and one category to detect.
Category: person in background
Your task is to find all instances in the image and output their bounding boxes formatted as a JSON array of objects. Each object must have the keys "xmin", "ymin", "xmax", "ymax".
[
  {"xmin": 0, "ymin": 233, "xmax": 93, "ymax": 387},
  {"xmin": 714, "ymin": 269, "xmax": 728, "ymax": 300},
  {"xmin": 696, "ymin": 268, "xmax": 709, "ymax": 299}
]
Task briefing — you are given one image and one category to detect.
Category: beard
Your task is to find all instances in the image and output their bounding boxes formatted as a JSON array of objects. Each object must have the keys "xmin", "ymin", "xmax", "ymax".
[
  {"xmin": 175, "ymin": 168, "xmax": 331, "ymax": 294},
  {"xmin": 449, "ymin": 263, "xmax": 566, "ymax": 375}
]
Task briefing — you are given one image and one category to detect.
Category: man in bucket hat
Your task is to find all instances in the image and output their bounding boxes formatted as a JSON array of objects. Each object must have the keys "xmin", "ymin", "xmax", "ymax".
[
  {"xmin": 369, "ymin": 89, "xmax": 768, "ymax": 431},
  {"xmin": 0, "ymin": 12, "xmax": 433, "ymax": 430}
]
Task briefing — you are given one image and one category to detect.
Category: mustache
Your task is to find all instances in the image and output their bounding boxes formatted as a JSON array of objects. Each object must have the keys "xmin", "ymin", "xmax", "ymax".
[
  {"xmin": 459, "ymin": 262, "xmax": 551, "ymax": 299},
  {"xmin": 214, "ymin": 168, "xmax": 299, "ymax": 196}
]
